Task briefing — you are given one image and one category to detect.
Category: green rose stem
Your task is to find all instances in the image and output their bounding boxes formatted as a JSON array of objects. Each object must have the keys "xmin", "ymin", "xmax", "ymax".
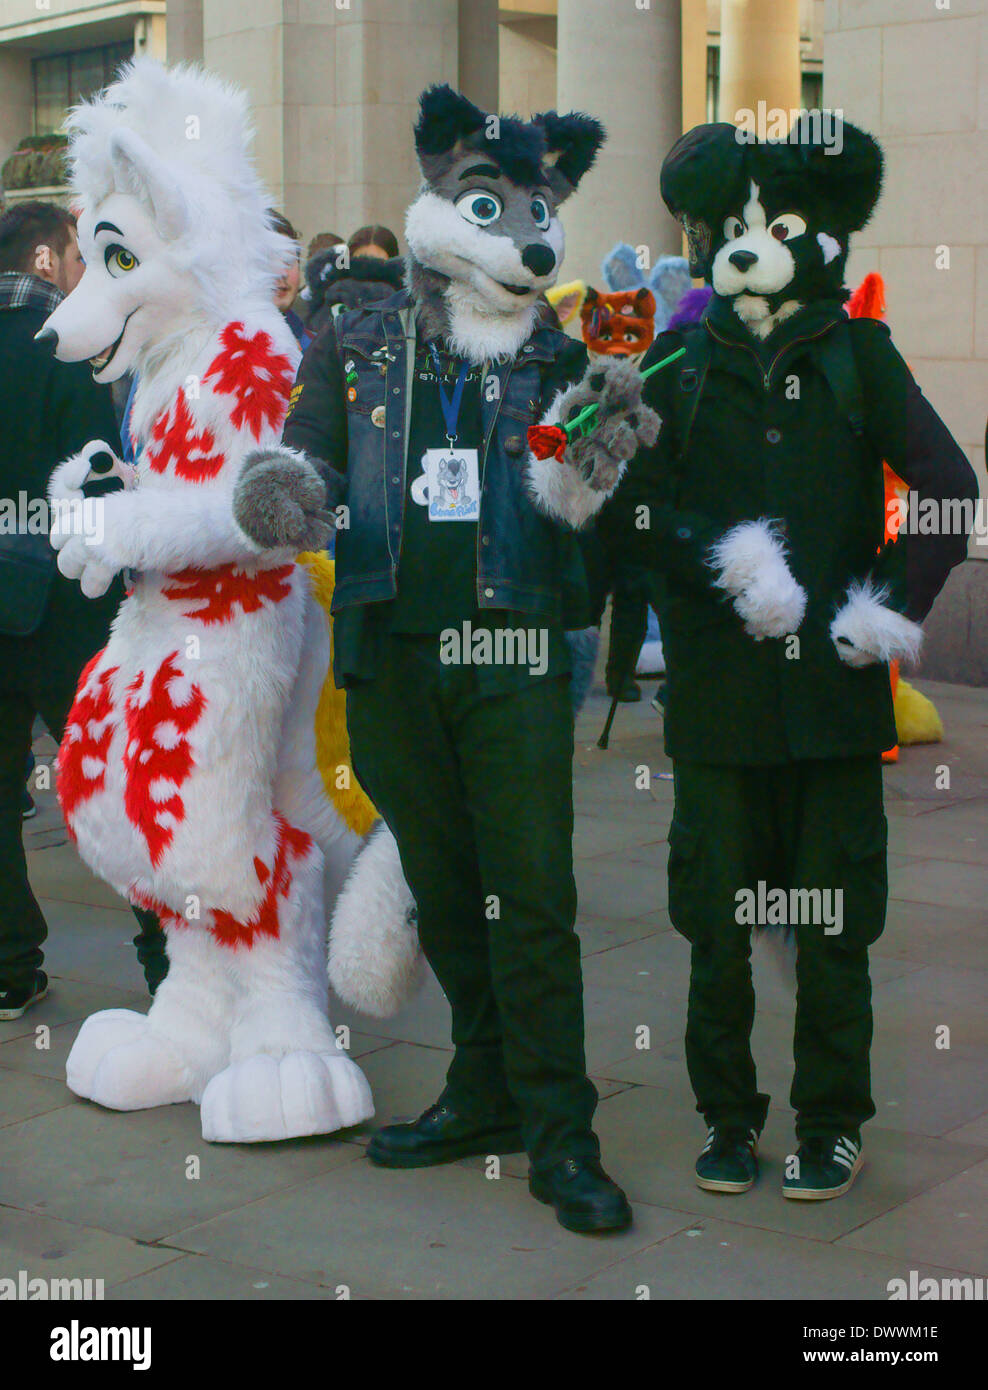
[{"xmin": 563, "ymin": 346, "xmax": 687, "ymax": 440}]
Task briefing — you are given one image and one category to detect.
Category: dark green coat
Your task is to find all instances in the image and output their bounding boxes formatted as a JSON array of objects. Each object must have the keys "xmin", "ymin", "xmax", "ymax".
[{"xmin": 606, "ymin": 296, "xmax": 977, "ymax": 765}]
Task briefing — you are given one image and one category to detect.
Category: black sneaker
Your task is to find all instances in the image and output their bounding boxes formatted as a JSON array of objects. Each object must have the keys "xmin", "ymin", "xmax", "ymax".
[
  {"xmin": 0, "ymin": 971, "xmax": 49, "ymax": 1022},
  {"xmin": 21, "ymin": 790, "xmax": 37, "ymax": 820},
  {"xmin": 695, "ymin": 1125, "xmax": 759, "ymax": 1193},
  {"xmin": 783, "ymin": 1134, "xmax": 863, "ymax": 1200}
]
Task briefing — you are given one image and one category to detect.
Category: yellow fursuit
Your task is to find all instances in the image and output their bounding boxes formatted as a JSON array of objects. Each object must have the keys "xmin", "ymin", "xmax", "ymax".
[{"xmin": 298, "ymin": 551, "xmax": 378, "ymax": 837}]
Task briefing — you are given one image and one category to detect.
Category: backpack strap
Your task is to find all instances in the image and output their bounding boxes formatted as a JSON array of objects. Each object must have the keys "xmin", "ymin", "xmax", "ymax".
[
  {"xmin": 817, "ymin": 320, "xmax": 866, "ymax": 437},
  {"xmin": 670, "ymin": 329, "xmax": 713, "ymax": 464}
]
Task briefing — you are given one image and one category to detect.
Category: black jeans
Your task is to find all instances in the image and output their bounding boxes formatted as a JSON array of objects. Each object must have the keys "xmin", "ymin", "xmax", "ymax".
[
  {"xmin": 668, "ymin": 756, "xmax": 887, "ymax": 1140},
  {"xmin": 0, "ymin": 587, "xmax": 167, "ymax": 993},
  {"xmin": 345, "ymin": 633, "xmax": 599, "ymax": 1169}
]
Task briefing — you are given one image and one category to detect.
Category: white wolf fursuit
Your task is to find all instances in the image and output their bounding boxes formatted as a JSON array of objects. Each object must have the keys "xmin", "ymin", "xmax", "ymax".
[{"xmin": 41, "ymin": 58, "xmax": 418, "ymax": 1143}]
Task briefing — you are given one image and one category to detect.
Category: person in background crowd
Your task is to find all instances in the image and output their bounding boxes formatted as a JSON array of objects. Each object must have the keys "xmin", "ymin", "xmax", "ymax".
[
  {"xmin": 268, "ymin": 209, "xmax": 313, "ymax": 351},
  {"xmin": 306, "ymin": 223, "xmax": 405, "ymax": 333},
  {"xmin": 0, "ymin": 201, "xmax": 167, "ymax": 1019}
]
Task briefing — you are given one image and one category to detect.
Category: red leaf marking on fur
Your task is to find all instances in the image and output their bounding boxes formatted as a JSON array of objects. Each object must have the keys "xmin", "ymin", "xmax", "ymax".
[
  {"xmin": 148, "ymin": 387, "xmax": 226, "ymax": 482},
  {"xmin": 210, "ymin": 815, "xmax": 314, "ymax": 948},
  {"xmin": 123, "ymin": 651, "xmax": 207, "ymax": 868},
  {"xmin": 162, "ymin": 561, "xmax": 294, "ymax": 624},
  {"xmin": 203, "ymin": 321, "xmax": 294, "ymax": 442},
  {"xmin": 57, "ymin": 653, "xmax": 119, "ymax": 833}
]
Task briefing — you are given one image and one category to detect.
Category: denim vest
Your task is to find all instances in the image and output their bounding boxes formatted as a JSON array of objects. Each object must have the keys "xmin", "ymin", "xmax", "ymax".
[{"xmin": 331, "ymin": 291, "xmax": 588, "ymax": 625}]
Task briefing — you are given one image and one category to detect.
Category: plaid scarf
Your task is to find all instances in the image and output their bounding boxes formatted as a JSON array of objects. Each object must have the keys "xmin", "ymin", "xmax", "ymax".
[{"xmin": 0, "ymin": 271, "xmax": 64, "ymax": 316}]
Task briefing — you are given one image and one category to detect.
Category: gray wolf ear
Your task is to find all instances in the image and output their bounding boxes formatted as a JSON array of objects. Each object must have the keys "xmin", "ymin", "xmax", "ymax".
[
  {"xmin": 414, "ymin": 84, "xmax": 488, "ymax": 179},
  {"xmin": 534, "ymin": 111, "xmax": 606, "ymax": 203},
  {"xmin": 108, "ymin": 128, "xmax": 189, "ymax": 240}
]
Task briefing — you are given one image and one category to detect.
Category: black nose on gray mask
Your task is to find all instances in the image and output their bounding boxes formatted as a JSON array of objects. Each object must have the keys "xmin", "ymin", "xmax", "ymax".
[
  {"xmin": 521, "ymin": 244, "xmax": 556, "ymax": 278},
  {"xmin": 729, "ymin": 250, "xmax": 758, "ymax": 272}
]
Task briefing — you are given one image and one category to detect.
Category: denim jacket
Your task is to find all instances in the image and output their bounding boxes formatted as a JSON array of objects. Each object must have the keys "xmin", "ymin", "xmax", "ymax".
[{"xmin": 282, "ymin": 289, "xmax": 590, "ymax": 625}]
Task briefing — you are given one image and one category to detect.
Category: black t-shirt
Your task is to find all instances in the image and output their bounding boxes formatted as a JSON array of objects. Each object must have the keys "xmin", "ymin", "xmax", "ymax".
[{"xmin": 388, "ymin": 342, "xmax": 484, "ymax": 632}]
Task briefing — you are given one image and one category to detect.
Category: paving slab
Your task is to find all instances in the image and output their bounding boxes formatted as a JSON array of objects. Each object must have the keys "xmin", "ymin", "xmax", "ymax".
[
  {"xmin": 160, "ymin": 1158, "xmax": 694, "ymax": 1300},
  {"xmin": 554, "ymin": 1214, "xmax": 979, "ymax": 1302},
  {"xmin": 0, "ymin": 1099, "xmax": 367, "ymax": 1244},
  {"xmin": 110, "ymin": 1253, "xmax": 341, "ymax": 1300},
  {"xmin": 0, "ymin": 976, "xmax": 147, "ymax": 1044},
  {"xmin": 837, "ymin": 1157, "xmax": 988, "ymax": 1275},
  {"xmin": 0, "ymin": 1206, "xmax": 185, "ymax": 1290}
]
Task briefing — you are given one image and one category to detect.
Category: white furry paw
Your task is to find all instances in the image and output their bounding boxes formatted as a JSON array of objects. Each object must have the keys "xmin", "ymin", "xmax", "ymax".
[
  {"xmin": 329, "ymin": 826, "xmax": 425, "ymax": 1018},
  {"xmin": 54, "ymin": 536, "xmax": 118, "ymax": 598},
  {"xmin": 831, "ymin": 580, "xmax": 923, "ymax": 668},
  {"xmin": 66, "ymin": 1009, "xmax": 195, "ymax": 1111},
  {"xmin": 709, "ymin": 519, "xmax": 806, "ymax": 640},
  {"xmin": 199, "ymin": 1050, "xmax": 374, "ymax": 1143}
]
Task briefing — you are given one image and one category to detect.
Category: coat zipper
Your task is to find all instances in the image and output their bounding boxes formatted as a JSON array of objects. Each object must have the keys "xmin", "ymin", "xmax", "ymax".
[{"xmin": 707, "ymin": 320, "xmax": 834, "ymax": 391}]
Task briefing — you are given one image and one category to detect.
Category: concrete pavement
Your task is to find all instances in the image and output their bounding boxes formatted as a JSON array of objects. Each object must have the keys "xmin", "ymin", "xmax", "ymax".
[{"xmin": 1, "ymin": 678, "xmax": 985, "ymax": 1300}]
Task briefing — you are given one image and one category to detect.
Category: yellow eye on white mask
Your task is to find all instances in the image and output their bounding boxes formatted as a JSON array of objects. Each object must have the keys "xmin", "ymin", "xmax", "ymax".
[{"xmin": 105, "ymin": 244, "xmax": 140, "ymax": 276}]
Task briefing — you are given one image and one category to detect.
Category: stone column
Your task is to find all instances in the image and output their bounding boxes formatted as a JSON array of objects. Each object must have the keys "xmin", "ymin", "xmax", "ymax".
[
  {"xmin": 202, "ymin": 0, "xmax": 458, "ymax": 248},
  {"xmin": 556, "ymin": 0, "xmax": 683, "ymax": 284},
  {"xmin": 681, "ymin": 0, "xmax": 709, "ymax": 132},
  {"xmin": 458, "ymin": 0, "xmax": 499, "ymax": 112},
  {"xmin": 166, "ymin": 0, "xmax": 204, "ymax": 65},
  {"xmin": 719, "ymin": 0, "xmax": 801, "ymax": 127}
]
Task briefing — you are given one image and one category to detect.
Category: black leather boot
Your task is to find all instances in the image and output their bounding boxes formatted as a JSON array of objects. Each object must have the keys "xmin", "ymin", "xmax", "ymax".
[
  {"xmin": 529, "ymin": 1156, "xmax": 632, "ymax": 1234},
  {"xmin": 367, "ymin": 1100, "xmax": 525, "ymax": 1169}
]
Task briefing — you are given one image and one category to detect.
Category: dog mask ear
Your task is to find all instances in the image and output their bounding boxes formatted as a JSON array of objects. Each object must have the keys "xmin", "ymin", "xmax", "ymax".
[
  {"xmin": 534, "ymin": 111, "xmax": 606, "ymax": 203},
  {"xmin": 108, "ymin": 128, "xmax": 188, "ymax": 240},
  {"xmin": 782, "ymin": 115, "xmax": 884, "ymax": 233},
  {"xmin": 661, "ymin": 123, "xmax": 748, "ymax": 276},
  {"xmin": 413, "ymin": 84, "xmax": 488, "ymax": 180}
]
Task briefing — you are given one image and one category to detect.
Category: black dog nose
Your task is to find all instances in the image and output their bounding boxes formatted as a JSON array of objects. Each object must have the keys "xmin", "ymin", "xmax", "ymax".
[
  {"xmin": 34, "ymin": 325, "xmax": 59, "ymax": 352},
  {"xmin": 521, "ymin": 243, "xmax": 556, "ymax": 277},
  {"xmin": 729, "ymin": 250, "xmax": 758, "ymax": 272}
]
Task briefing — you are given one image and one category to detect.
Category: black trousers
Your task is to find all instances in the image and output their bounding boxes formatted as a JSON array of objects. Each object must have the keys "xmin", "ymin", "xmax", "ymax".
[
  {"xmin": 346, "ymin": 634, "xmax": 599, "ymax": 1169},
  {"xmin": 0, "ymin": 586, "xmax": 167, "ymax": 993},
  {"xmin": 668, "ymin": 756, "xmax": 887, "ymax": 1141}
]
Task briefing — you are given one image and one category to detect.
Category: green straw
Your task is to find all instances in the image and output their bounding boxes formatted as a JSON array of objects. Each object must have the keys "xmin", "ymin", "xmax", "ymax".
[{"xmin": 563, "ymin": 346, "xmax": 687, "ymax": 439}]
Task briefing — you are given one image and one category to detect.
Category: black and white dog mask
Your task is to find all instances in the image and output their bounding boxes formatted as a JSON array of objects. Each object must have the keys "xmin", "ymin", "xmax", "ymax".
[
  {"xmin": 660, "ymin": 116, "xmax": 884, "ymax": 337},
  {"xmin": 406, "ymin": 84, "xmax": 604, "ymax": 360}
]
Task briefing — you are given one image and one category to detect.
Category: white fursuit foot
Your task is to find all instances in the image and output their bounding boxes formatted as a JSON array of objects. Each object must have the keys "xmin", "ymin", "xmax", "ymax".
[
  {"xmin": 709, "ymin": 519, "xmax": 807, "ymax": 639},
  {"xmin": 199, "ymin": 1050, "xmax": 373, "ymax": 1143},
  {"xmin": 831, "ymin": 580, "xmax": 924, "ymax": 668},
  {"xmin": 66, "ymin": 1009, "xmax": 195, "ymax": 1110},
  {"xmin": 328, "ymin": 825, "xmax": 425, "ymax": 1018}
]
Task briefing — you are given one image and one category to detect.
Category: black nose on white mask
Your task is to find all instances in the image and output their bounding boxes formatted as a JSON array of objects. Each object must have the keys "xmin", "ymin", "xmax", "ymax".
[{"xmin": 728, "ymin": 249, "xmax": 758, "ymax": 272}]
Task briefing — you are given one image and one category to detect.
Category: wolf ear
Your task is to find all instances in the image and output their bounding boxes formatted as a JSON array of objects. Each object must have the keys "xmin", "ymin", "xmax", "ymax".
[
  {"xmin": 414, "ymin": 84, "xmax": 487, "ymax": 177},
  {"xmin": 535, "ymin": 111, "xmax": 606, "ymax": 203},
  {"xmin": 601, "ymin": 242, "xmax": 645, "ymax": 294},
  {"xmin": 108, "ymin": 128, "xmax": 189, "ymax": 240}
]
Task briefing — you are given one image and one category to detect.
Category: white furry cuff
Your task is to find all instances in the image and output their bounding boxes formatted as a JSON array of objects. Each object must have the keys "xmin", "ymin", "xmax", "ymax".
[
  {"xmin": 708, "ymin": 519, "xmax": 807, "ymax": 640},
  {"xmin": 831, "ymin": 580, "xmax": 924, "ymax": 668}
]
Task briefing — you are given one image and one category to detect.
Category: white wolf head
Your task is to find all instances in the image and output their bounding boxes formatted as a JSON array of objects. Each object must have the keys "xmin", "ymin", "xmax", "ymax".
[{"xmin": 39, "ymin": 57, "xmax": 292, "ymax": 383}]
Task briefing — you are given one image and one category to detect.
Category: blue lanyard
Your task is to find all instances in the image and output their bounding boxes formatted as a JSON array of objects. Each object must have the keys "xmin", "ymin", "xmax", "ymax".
[{"xmin": 428, "ymin": 344, "xmax": 470, "ymax": 446}]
